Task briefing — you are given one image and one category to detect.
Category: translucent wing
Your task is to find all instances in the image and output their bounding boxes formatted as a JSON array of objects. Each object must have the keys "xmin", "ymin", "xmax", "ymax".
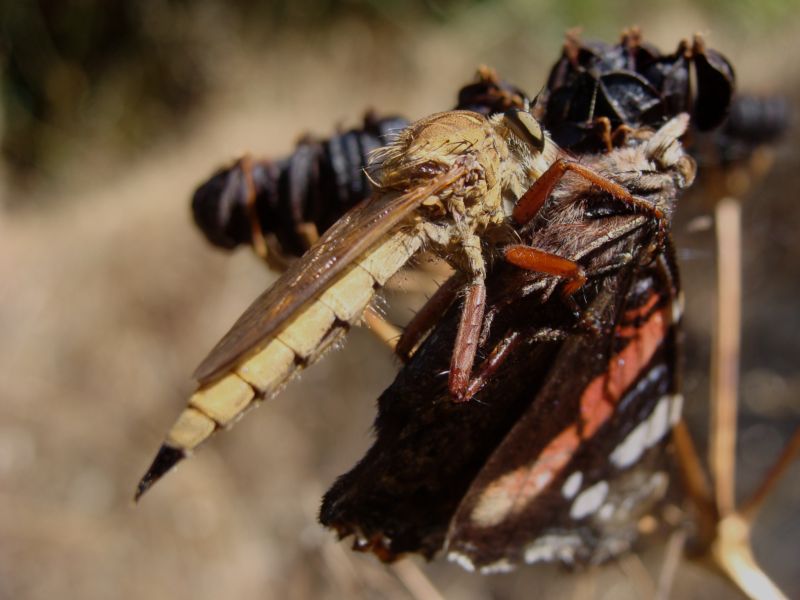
[{"xmin": 194, "ymin": 165, "xmax": 467, "ymax": 384}]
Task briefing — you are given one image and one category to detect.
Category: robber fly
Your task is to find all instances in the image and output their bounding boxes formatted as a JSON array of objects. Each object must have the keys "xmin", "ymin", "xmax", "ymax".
[
  {"xmin": 136, "ymin": 31, "xmax": 735, "ymax": 500},
  {"xmin": 135, "ymin": 106, "xmax": 562, "ymax": 498},
  {"xmin": 322, "ymin": 115, "xmax": 695, "ymax": 571}
]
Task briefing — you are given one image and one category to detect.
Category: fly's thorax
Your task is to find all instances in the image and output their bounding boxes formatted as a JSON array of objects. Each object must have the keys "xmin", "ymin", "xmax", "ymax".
[
  {"xmin": 370, "ymin": 110, "xmax": 512, "ymax": 240},
  {"xmin": 370, "ymin": 110, "xmax": 499, "ymax": 191}
]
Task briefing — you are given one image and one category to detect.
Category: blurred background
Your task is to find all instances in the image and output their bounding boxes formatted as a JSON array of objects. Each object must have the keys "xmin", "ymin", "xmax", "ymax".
[{"xmin": 1, "ymin": 1, "xmax": 799, "ymax": 598}]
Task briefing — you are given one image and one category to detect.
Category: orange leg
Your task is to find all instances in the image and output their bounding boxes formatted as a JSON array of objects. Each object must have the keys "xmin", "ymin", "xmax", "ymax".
[
  {"xmin": 512, "ymin": 158, "xmax": 664, "ymax": 226},
  {"xmin": 589, "ymin": 116, "xmax": 633, "ymax": 152},
  {"xmin": 240, "ymin": 154, "xmax": 269, "ymax": 260},
  {"xmin": 593, "ymin": 116, "xmax": 615, "ymax": 153},
  {"xmin": 610, "ymin": 123, "xmax": 633, "ymax": 147},
  {"xmin": 504, "ymin": 245, "xmax": 587, "ymax": 296}
]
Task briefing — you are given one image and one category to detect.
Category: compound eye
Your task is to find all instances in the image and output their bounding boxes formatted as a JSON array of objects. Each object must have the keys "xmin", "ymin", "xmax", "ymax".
[{"xmin": 504, "ymin": 108, "xmax": 545, "ymax": 153}]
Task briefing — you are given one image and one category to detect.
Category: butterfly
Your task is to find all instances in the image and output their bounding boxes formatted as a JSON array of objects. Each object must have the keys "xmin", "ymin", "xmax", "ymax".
[{"xmin": 320, "ymin": 116, "xmax": 694, "ymax": 572}]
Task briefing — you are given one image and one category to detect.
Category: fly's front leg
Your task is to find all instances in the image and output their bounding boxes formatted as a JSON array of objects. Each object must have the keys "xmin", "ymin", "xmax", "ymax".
[
  {"xmin": 448, "ymin": 232, "xmax": 489, "ymax": 402},
  {"xmin": 449, "ymin": 276, "xmax": 487, "ymax": 401},
  {"xmin": 512, "ymin": 158, "xmax": 664, "ymax": 226},
  {"xmin": 463, "ymin": 326, "xmax": 570, "ymax": 401}
]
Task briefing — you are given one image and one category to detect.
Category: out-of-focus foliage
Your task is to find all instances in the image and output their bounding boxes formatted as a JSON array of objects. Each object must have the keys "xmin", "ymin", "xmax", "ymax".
[
  {"xmin": 1, "ymin": 0, "xmax": 796, "ymax": 196},
  {"xmin": 1, "ymin": 2, "xmax": 211, "ymax": 189}
]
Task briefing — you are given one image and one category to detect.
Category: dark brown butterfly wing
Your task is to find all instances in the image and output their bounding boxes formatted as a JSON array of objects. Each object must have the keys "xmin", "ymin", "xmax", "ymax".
[
  {"xmin": 321, "ymin": 237, "xmax": 681, "ymax": 569},
  {"xmin": 319, "ymin": 258, "xmax": 577, "ymax": 558},
  {"xmin": 445, "ymin": 250, "xmax": 681, "ymax": 571}
]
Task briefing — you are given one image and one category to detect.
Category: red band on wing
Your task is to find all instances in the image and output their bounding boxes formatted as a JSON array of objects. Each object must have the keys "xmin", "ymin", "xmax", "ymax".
[
  {"xmin": 469, "ymin": 297, "xmax": 670, "ymax": 526},
  {"xmin": 582, "ymin": 302, "xmax": 668, "ymax": 437}
]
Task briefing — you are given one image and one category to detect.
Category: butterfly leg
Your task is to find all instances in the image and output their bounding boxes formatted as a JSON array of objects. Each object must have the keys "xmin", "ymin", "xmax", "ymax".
[
  {"xmin": 590, "ymin": 116, "xmax": 634, "ymax": 152},
  {"xmin": 239, "ymin": 154, "xmax": 269, "ymax": 261},
  {"xmin": 513, "ymin": 158, "xmax": 664, "ymax": 226}
]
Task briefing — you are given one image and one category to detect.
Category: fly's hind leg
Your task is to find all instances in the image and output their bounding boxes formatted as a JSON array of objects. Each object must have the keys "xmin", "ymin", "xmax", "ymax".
[
  {"xmin": 504, "ymin": 245, "xmax": 587, "ymax": 297},
  {"xmin": 395, "ymin": 273, "xmax": 464, "ymax": 361}
]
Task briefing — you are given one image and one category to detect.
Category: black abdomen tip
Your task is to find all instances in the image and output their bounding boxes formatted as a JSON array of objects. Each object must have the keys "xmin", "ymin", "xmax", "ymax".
[{"xmin": 134, "ymin": 445, "xmax": 186, "ymax": 502}]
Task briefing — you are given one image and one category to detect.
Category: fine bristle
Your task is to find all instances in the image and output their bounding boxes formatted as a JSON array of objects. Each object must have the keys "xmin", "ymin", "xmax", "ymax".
[{"xmin": 134, "ymin": 445, "xmax": 186, "ymax": 502}]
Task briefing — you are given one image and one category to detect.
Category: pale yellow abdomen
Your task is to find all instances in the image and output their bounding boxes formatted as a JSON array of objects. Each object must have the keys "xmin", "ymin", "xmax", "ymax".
[{"xmin": 162, "ymin": 227, "xmax": 423, "ymax": 453}]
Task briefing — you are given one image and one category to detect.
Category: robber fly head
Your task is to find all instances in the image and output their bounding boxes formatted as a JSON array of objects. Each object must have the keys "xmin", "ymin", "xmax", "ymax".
[{"xmin": 492, "ymin": 108, "xmax": 561, "ymax": 202}]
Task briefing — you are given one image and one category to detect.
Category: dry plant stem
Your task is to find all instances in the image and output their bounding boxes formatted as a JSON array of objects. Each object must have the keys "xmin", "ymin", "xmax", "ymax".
[
  {"xmin": 618, "ymin": 554, "xmax": 656, "ymax": 599},
  {"xmin": 740, "ymin": 426, "xmax": 800, "ymax": 520},
  {"xmin": 712, "ymin": 515, "xmax": 788, "ymax": 600},
  {"xmin": 710, "ymin": 198, "xmax": 742, "ymax": 517},
  {"xmin": 390, "ymin": 560, "xmax": 446, "ymax": 600},
  {"xmin": 706, "ymin": 198, "xmax": 790, "ymax": 599},
  {"xmin": 654, "ymin": 529, "xmax": 687, "ymax": 600},
  {"xmin": 570, "ymin": 571, "xmax": 598, "ymax": 600},
  {"xmin": 364, "ymin": 306, "xmax": 401, "ymax": 352},
  {"xmin": 673, "ymin": 419, "xmax": 715, "ymax": 518}
]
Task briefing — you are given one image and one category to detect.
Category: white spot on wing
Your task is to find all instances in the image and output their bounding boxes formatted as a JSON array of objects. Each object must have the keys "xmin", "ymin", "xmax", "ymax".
[
  {"xmin": 610, "ymin": 419, "xmax": 648, "ymax": 469},
  {"xmin": 645, "ymin": 395, "xmax": 670, "ymax": 446},
  {"xmin": 561, "ymin": 471, "xmax": 583, "ymax": 499},
  {"xmin": 524, "ymin": 534, "xmax": 582, "ymax": 565},
  {"xmin": 598, "ymin": 503, "xmax": 615, "ymax": 521},
  {"xmin": 470, "ymin": 488, "xmax": 515, "ymax": 528},
  {"xmin": 570, "ymin": 480, "xmax": 609, "ymax": 520},
  {"xmin": 447, "ymin": 551, "xmax": 476, "ymax": 572},
  {"xmin": 479, "ymin": 559, "xmax": 515, "ymax": 574},
  {"xmin": 535, "ymin": 471, "xmax": 553, "ymax": 491},
  {"xmin": 669, "ymin": 393, "xmax": 684, "ymax": 425},
  {"xmin": 524, "ymin": 544, "xmax": 556, "ymax": 565},
  {"xmin": 611, "ymin": 394, "xmax": 677, "ymax": 469},
  {"xmin": 649, "ymin": 471, "xmax": 669, "ymax": 499},
  {"xmin": 672, "ymin": 291, "xmax": 685, "ymax": 323}
]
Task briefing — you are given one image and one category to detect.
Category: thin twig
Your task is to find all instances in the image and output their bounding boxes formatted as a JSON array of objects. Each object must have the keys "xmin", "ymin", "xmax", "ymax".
[
  {"xmin": 390, "ymin": 559, "xmax": 446, "ymax": 600},
  {"xmin": 654, "ymin": 529, "xmax": 687, "ymax": 600},
  {"xmin": 618, "ymin": 553, "xmax": 656, "ymax": 599},
  {"xmin": 712, "ymin": 515, "xmax": 788, "ymax": 600},
  {"xmin": 740, "ymin": 426, "xmax": 800, "ymax": 521},
  {"xmin": 364, "ymin": 305, "xmax": 401, "ymax": 351},
  {"xmin": 673, "ymin": 419, "xmax": 715, "ymax": 519}
]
